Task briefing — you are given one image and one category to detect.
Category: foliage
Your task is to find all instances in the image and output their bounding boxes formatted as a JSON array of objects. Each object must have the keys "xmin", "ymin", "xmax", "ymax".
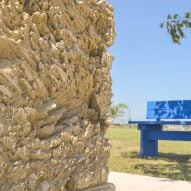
[
  {"xmin": 161, "ymin": 12, "xmax": 191, "ymax": 44},
  {"xmin": 106, "ymin": 126, "xmax": 191, "ymax": 181},
  {"xmin": 110, "ymin": 103, "xmax": 128, "ymax": 120}
]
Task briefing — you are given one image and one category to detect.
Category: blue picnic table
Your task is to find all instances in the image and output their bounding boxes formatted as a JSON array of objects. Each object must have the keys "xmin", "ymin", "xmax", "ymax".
[{"xmin": 129, "ymin": 100, "xmax": 191, "ymax": 158}]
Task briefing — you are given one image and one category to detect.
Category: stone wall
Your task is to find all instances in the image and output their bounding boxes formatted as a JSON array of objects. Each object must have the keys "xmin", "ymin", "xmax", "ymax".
[{"xmin": 0, "ymin": 0, "xmax": 115, "ymax": 190}]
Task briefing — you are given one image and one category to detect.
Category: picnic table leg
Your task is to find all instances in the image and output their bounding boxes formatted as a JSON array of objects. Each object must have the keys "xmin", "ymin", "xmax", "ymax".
[{"xmin": 139, "ymin": 125, "xmax": 162, "ymax": 158}]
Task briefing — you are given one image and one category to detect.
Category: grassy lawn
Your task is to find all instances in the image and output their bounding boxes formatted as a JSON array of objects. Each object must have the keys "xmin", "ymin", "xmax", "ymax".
[{"xmin": 106, "ymin": 126, "xmax": 191, "ymax": 181}]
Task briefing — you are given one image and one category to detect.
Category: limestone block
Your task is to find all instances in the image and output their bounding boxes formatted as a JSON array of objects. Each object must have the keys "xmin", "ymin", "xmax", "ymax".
[{"xmin": 0, "ymin": 0, "xmax": 115, "ymax": 190}]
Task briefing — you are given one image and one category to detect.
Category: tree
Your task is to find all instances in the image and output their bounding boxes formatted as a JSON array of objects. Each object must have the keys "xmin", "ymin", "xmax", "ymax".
[
  {"xmin": 110, "ymin": 103, "xmax": 128, "ymax": 121},
  {"xmin": 160, "ymin": 12, "xmax": 191, "ymax": 44}
]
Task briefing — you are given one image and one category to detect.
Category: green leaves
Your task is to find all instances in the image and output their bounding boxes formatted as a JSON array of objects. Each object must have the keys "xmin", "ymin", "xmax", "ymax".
[
  {"xmin": 110, "ymin": 103, "xmax": 128, "ymax": 120},
  {"xmin": 173, "ymin": 14, "xmax": 179, "ymax": 20},
  {"xmin": 185, "ymin": 12, "xmax": 191, "ymax": 19},
  {"xmin": 160, "ymin": 23, "xmax": 164, "ymax": 28},
  {"xmin": 161, "ymin": 12, "xmax": 191, "ymax": 44}
]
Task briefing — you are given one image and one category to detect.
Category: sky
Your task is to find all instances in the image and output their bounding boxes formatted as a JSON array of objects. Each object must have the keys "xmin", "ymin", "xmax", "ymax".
[{"xmin": 107, "ymin": 0, "xmax": 191, "ymax": 121}]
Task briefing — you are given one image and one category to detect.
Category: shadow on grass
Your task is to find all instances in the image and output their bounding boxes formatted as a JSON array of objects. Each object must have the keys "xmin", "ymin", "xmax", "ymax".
[{"xmin": 121, "ymin": 151, "xmax": 191, "ymax": 181}]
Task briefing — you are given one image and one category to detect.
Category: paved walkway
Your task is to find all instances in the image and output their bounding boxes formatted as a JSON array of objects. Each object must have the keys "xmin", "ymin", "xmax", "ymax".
[{"xmin": 108, "ymin": 172, "xmax": 191, "ymax": 191}]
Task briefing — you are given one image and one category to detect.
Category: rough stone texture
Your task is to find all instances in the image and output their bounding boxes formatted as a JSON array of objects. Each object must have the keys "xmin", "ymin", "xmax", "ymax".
[
  {"xmin": 0, "ymin": 0, "xmax": 115, "ymax": 190},
  {"xmin": 82, "ymin": 183, "xmax": 115, "ymax": 191}
]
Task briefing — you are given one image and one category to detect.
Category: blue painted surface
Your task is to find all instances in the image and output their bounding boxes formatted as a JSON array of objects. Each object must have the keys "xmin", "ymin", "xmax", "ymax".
[
  {"xmin": 129, "ymin": 100, "xmax": 191, "ymax": 158},
  {"xmin": 147, "ymin": 100, "xmax": 191, "ymax": 110},
  {"xmin": 148, "ymin": 131, "xmax": 191, "ymax": 141},
  {"xmin": 147, "ymin": 109, "xmax": 191, "ymax": 119},
  {"xmin": 139, "ymin": 125, "xmax": 162, "ymax": 157},
  {"xmin": 129, "ymin": 121, "xmax": 191, "ymax": 125},
  {"xmin": 147, "ymin": 100, "xmax": 191, "ymax": 119}
]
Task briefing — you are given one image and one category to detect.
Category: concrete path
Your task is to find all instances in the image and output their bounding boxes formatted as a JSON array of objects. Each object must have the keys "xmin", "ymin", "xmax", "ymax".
[{"xmin": 108, "ymin": 172, "xmax": 191, "ymax": 191}]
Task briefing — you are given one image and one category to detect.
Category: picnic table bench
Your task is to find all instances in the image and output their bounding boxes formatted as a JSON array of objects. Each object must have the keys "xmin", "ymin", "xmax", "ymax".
[{"xmin": 129, "ymin": 100, "xmax": 191, "ymax": 158}]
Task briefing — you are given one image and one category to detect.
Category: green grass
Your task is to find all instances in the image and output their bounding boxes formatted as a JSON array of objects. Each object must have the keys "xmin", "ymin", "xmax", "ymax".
[{"xmin": 106, "ymin": 126, "xmax": 191, "ymax": 181}]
